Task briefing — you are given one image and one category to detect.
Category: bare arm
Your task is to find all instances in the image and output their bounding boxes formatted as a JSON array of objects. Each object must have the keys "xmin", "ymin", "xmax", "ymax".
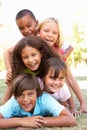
[
  {"xmin": 43, "ymin": 108, "xmax": 77, "ymax": 127},
  {"xmin": 4, "ymin": 46, "xmax": 14, "ymax": 84},
  {"xmin": 4, "ymin": 46, "xmax": 14, "ymax": 70},
  {"xmin": 0, "ymin": 108, "xmax": 77, "ymax": 128},
  {"xmin": 0, "ymin": 115, "xmax": 46, "ymax": 129},
  {"xmin": 62, "ymin": 45, "xmax": 74, "ymax": 60}
]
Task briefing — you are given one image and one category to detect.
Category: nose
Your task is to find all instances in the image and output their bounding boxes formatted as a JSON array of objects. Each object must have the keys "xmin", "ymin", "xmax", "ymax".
[
  {"xmin": 54, "ymin": 79, "xmax": 60, "ymax": 85},
  {"xmin": 47, "ymin": 32, "xmax": 53, "ymax": 37},
  {"xmin": 28, "ymin": 56, "xmax": 33, "ymax": 62},
  {"xmin": 23, "ymin": 95, "xmax": 29, "ymax": 102},
  {"xmin": 24, "ymin": 28, "xmax": 32, "ymax": 36}
]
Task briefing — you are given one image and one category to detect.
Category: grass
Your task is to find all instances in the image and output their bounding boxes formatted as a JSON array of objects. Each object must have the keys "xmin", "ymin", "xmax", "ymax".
[{"xmin": 0, "ymin": 78, "xmax": 87, "ymax": 130}]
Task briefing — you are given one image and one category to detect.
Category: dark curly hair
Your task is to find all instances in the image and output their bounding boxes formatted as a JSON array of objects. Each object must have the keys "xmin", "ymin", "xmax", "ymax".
[{"xmin": 11, "ymin": 34, "xmax": 61, "ymax": 80}]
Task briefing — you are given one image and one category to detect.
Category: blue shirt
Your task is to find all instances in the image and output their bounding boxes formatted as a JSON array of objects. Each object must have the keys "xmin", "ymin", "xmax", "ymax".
[{"xmin": 0, "ymin": 93, "xmax": 64, "ymax": 118}]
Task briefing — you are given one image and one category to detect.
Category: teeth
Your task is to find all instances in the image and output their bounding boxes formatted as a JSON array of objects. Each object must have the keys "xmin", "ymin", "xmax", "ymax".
[{"xmin": 30, "ymin": 63, "xmax": 36, "ymax": 67}]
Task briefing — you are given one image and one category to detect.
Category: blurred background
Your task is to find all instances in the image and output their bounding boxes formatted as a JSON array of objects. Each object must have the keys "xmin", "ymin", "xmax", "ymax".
[{"xmin": 0, "ymin": 0, "xmax": 87, "ymax": 78}]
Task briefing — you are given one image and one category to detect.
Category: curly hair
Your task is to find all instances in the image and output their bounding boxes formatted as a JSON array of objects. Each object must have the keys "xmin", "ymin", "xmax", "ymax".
[{"xmin": 11, "ymin": 34, "xmax": 61, "ymax": 80}]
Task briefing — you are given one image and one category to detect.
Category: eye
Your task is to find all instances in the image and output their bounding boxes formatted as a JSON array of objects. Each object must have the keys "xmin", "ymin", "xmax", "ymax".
[
  {"xmin": 32, "ymin": 53, "xmax": 36, "ymax": 57},
  {"xmin": 18, "ymin": 94, "xmax": 24, "ymax": 99},
  {"xmin": 22, "ymin": 55, "xmax": 28, "ymax": 59},
  {"xmin": 59, "ymin": 77, "xmax": 65, "ymax": 80},
  {"xmin": 53, "ymin": 31, "xmax": 58, "ymax": 35},
  {"xmin": 43, "ymin": 29, "xmax": 49, "ymax": 32},
  {"xmin": 27, "ymin": 23, "xmax": 32, "ymax": 28},
  {"xmin": 49, "ymin": 76, "xmax": 55, "ymax": 79},
  {"xmin": 19, "ymin": 27, "xmax": 24, "ymax": 31}
]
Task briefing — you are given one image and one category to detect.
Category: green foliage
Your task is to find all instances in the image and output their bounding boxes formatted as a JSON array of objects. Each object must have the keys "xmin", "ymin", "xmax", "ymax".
[{"xmin": 68, "ymin": 21, "xmax": 87, "ymax": 67}]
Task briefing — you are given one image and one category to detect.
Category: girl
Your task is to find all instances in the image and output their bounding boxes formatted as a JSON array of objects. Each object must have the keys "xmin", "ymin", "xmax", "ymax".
[
  {"xmin": 0, "ymin": 73, "xmax": 77, "ymax": 128},
  {"xmin": 3, "ymin": 34, "xmax": 61, "ymax": 103},
  {"xmin": 40, "ymin": 57, "xmax": 78, "ymax": 116},
  {"xmin": 37, "ymin": 17, "xmax": 87, "ymax": 113}
]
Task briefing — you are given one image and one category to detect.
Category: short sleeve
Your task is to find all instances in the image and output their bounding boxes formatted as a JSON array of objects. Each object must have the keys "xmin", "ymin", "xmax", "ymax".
[
  {"xmin": 41, "ymin": 93, "xmax": 64, "ymax": 116},
  {"xmin": 0, "ymin": 96, "xmax": 19, "ymax": 118}
]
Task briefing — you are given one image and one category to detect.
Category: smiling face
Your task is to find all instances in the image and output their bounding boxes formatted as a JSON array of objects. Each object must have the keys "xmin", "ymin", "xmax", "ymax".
[
  {"xmin": 37, "ymin": 20, "xmax": 59, "ymax": 47},
  {"xmin": 21, "ymin": 45, "xmax": 42, "ymax": 71},
  {"xmin": 17, "ymin": 89, "xmax": 37, "ymax": 112},
  {"xmin": 44, "ymin": 67, "xmax": 65, "ymax": 93},
  {"xmin": 16, "ymin": 14, "xmax": 38, "ymax": 37}
]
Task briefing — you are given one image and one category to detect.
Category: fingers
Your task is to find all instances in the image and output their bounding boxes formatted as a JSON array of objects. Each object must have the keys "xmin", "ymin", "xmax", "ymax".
[
  {"xmin": 71, "ymin": 110, "xmax": 81, "ymax": 118},
  {"xmin": 32, "ymin": 116, "xmax": 46, "ymax": 128}
]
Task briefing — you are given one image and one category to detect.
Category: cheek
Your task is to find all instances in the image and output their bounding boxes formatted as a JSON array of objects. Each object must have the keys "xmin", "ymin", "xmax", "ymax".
[
  {"xmin": 45, "ymin": 78, "xmax": 51, "ymax": 86},
  {"xmin": 60, "ymin": 80, "xmax": 65, "ymax": 86},
  {"xmin": 32, "ymin": 95, "xmax": 37, "ymax": 105},
  {"xmin": 22, "ymin": 60, "xmax": 27, "ymax": 66}
]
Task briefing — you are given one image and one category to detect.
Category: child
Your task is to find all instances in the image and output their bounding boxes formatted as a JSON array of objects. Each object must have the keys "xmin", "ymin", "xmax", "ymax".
[
  {"xmin": 3, "ymin": 34, "xmax": 61, "ymax": 103},
  {"xmin": 4, "ymin": 9, "xmax": 73, "ymax": 85},
  {"xmin": 0, "ymin": 73, "xmax": 77, "ymax": 128},
  {"xmin": 39, "ymin": 57, "xmax": 79, "ymax": 116},
  {"xmin": 37, "ymin": 17, "xmax": 87, "ymax": 113},
  {"xmin": 4, "ymin": 9, "xmax": 38, "ymax": 83}
]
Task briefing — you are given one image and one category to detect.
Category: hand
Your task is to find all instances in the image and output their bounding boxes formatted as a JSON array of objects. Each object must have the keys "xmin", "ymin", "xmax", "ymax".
[
  {"xmin": 5, "ymin": 68, "xmax": 12, "ymax": 85},
  {"xmin": 70, "ymin": 109, "xmax": 81, "ymax": 117},
  {"xmin": 19, "ymin": 116, "xmax": 46, "ymax": 128}
]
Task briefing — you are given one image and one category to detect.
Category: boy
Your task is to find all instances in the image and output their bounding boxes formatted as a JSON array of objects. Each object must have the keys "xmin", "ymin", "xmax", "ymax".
[{"xmin": 0, "ymin": 74, "xmax": 77, "ymax": 128}]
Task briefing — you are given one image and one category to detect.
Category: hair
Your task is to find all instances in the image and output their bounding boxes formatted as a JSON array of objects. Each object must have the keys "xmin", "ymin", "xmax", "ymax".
[
  {"xmin": 16, "ymin": 9, "xmax": 36, "ymax": 21},
  {"xmin": 12, "ymin": 73, "xmax": 42, "ymax": 98},
  {"xmin": 11, "ymin": 34, "xmax": 61, "ymax": 80},
  {"xmin": 40, "ymin": 57, "xmax": 67, "ymax": 79},
  {"xmin": 37, "ymin": 17, "xmax": 64, "ymax": 48}
]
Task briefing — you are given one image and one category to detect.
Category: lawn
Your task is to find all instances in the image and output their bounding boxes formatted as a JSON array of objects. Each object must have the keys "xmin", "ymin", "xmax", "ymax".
[{"xmin": 0, "ymin": 78, "xmax": 87, "ymax": 130}]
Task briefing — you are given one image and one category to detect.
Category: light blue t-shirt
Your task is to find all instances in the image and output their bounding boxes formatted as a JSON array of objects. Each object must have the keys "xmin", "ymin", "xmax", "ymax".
[{"xmin": 0, "ymin": 93, "xmax": 64, "ymax": 118}]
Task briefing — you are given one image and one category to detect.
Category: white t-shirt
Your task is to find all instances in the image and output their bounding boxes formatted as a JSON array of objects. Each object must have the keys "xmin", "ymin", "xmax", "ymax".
[{"xmin": 38, "ymin": 78, "xmax": 71, "ymax": 102}]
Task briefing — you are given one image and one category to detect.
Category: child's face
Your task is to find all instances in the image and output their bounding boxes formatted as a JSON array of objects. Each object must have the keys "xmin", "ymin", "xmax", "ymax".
[
  {"xmin": 17, "ymin": 89, "xmax": 37, "ymax": 112},
  {"xmin": 44, "ymin": 68, "xmax": 65, "ymax": 93},
  {"xmin": 38, "ymin": 21, "xmax": 59, "ymax": 47},
  {"xmin": 16, "ymin": 14, "xmax": 38, "ymax": 37},
  {"xmin": 21, "ymin": 46, "xmax": 42, "ymax": 71}
]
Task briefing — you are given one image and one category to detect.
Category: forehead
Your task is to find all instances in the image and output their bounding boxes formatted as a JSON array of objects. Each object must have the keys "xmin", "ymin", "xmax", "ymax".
[
  {"xmin": 42, "ymin": 20, "xmax": 58, "ymax": 30},
  {"xmin": 16, "ymin": 14, "xmax": 36, "ymax": 25},
  {"xmin": 21, "ymin": 46, "xmax": 41, "ymax": 54}
]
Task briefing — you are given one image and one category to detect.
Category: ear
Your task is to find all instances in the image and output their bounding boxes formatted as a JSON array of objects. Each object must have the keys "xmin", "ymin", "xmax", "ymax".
[{"xmin": 36, "ymin": 20, "xmax": 39, "ymax": 28}]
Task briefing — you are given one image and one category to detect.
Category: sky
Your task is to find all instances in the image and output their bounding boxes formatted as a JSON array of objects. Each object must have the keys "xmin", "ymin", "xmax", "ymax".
[{"xmin": 0, "ymin": 0, "xmax": 87, "ymax": 45}]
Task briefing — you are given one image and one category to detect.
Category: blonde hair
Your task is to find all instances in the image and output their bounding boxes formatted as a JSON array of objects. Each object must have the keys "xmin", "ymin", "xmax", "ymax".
[{"xmin": 37, "ymin": 17, "xmax": 64, "ymax": 48}]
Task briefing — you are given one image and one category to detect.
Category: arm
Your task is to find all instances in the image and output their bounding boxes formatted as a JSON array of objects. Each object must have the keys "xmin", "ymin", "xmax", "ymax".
[
  {"xmin": 62, "ymin": 45, "xmax": 74, "ymax": 60},
  {"xmin": 4, "ymin": 46, "xmax": 14, "ymax": 70},
  {"xmin": 0, "ymin": 108, "xmax": 77, "ymax": 128},
  {"xmin": 0, "ymin": 114, "xmax": 46, "ymax": 129},
  {"xmin": 67, "ymin": 96, "xmax": 79, "ymax": 116},
  {"xmin": 43, "ymin": 108, "xmax": 77, "ymax": 127},
  {"xmin": 4, "ymin": 46, "xmax": 14, "ymax": 84}
]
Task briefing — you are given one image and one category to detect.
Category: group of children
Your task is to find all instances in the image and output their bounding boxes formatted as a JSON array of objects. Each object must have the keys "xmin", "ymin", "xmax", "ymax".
[{"xmin": 0, "ymin": 9, "xmax": 87, "ymax": 129}]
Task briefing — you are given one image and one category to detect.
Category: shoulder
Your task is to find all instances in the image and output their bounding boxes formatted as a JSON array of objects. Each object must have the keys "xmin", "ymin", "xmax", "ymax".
[{"xmin": 0, "ymin": 96, "xmax": 20, "ymax": 118}]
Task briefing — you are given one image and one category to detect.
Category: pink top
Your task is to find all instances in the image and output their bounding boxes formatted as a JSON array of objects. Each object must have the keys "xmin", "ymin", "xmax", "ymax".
[{"xmin": 52, "ymin": 45, "xmax": 66, "ymax": 61}]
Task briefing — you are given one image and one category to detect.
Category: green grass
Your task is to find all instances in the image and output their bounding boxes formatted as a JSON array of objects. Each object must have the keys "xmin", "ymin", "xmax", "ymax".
[{"xmin": 0, "ymin": 78, "xmax": 87, "ymax": 130}]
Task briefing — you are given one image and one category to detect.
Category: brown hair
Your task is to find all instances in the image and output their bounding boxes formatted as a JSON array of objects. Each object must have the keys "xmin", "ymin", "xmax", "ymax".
[{"xmin": 12, "ymin": 73, "xmax": 42, "ymax": 98}]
